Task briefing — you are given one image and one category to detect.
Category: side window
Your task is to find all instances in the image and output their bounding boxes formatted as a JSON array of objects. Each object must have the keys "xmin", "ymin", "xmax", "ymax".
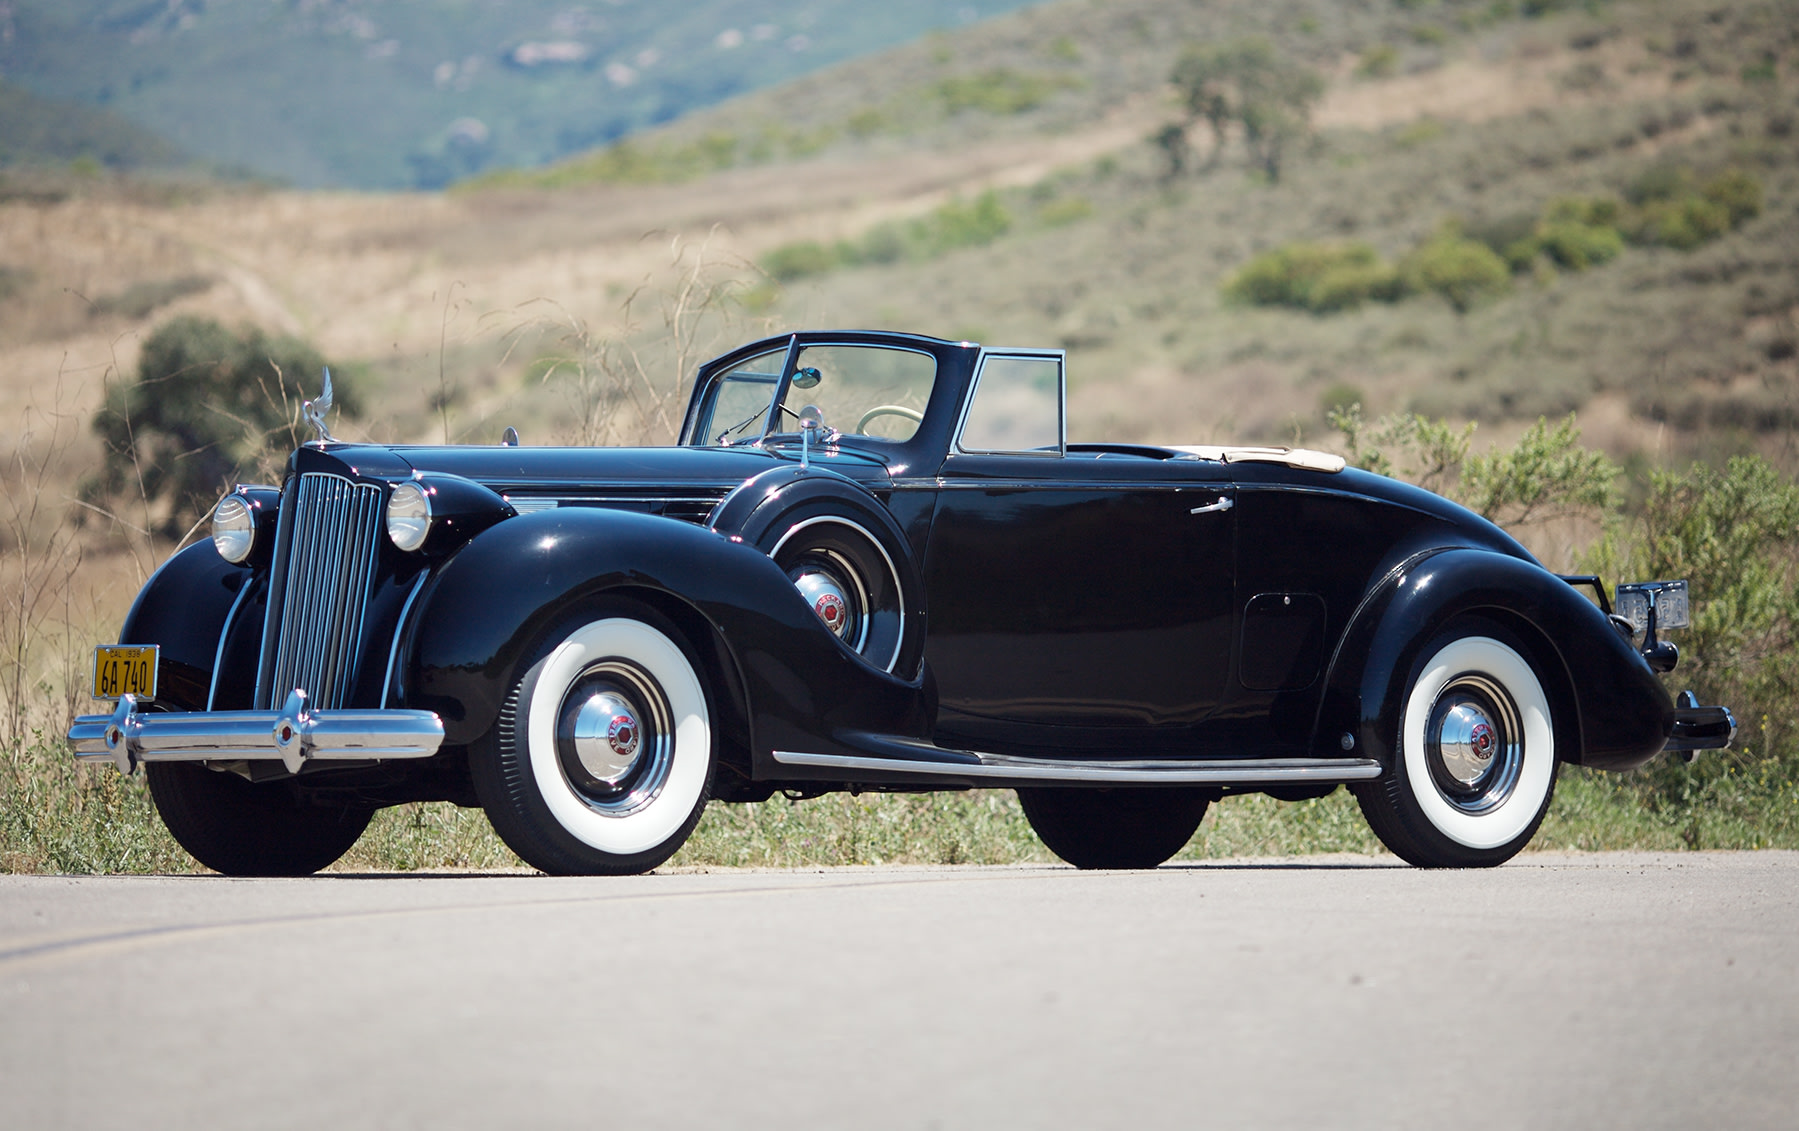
[
  {"xmin": 702, "ymin": 348, "xmax": 785, "ymax": 445},
  {"xmin": 958, "ymin": 354, "xmax": 1063, "ymax": 453},
  {"xmin": 778, "ymin": 345, "xmax": 936, "ymax": 442}
]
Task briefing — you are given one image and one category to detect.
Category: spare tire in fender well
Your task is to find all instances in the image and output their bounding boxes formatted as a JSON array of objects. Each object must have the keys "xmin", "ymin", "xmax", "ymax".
[{"xmin": 709, "ymin": 464, "xmax": 927, "ymax": 679}]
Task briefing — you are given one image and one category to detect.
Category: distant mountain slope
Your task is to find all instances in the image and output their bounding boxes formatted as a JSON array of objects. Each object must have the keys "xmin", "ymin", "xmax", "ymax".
[
  {"xmin": 0, "ymin": 78, "xmax": 186, "ymax": 170},
  {"xmin": 0, "ymin": 0, "xmax": 1042, "ymax": 189}
]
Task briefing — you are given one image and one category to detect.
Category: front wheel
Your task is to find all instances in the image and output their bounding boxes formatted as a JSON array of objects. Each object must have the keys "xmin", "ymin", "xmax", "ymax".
[
  {"xmin": 1017, "ymin": 787, "xmax": 1212, "ymax": 869},
  {"xmin": 472, "ymin": 606, "xmax": 713, "ymax": 875},
  {"xmin": 1353, "ymin": 620, "xmax": 1558, "ymax": 868},
  {"xmin": 146, "ymin": 762, "xmax": 373, "ymax": 876}
]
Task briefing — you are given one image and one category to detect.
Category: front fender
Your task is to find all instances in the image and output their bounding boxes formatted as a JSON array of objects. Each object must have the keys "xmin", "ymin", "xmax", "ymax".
[
  {"xmin": 118, "ymin": 541, "xmax": 251, "ymax": 711},
  {"xmin": 1316, "ymin": 548, "xmax": 1671, "ymax": 772},
  {"xmin": 399, "ymin": 508, "xmax": 931, "ymax": 760}
]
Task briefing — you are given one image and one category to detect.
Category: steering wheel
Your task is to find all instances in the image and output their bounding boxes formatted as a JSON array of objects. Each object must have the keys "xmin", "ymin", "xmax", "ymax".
[{"xmin": 856, "ymin": 404, "xmax": 925, "ymax": 433}]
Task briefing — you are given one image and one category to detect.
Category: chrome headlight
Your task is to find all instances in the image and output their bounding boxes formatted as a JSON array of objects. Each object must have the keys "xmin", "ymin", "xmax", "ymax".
[
  {"xmin": 211, "ymin": 494, "xmax": 255, "ymax": 563},
  {"xmin": 386, "ymin": 481, "xmax": 433, "ymax": 552}
]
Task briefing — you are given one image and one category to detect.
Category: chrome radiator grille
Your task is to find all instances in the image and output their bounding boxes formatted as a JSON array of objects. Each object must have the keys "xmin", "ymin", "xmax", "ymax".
[{"xmin": 258, "ymin": 473, "xmax": 385, "ymax": 710}]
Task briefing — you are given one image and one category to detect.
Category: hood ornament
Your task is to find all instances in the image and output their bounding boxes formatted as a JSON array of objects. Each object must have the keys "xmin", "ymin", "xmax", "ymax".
[{"xmin": 302, "ymin": 368, "xmax": 337, "ymax": 444}]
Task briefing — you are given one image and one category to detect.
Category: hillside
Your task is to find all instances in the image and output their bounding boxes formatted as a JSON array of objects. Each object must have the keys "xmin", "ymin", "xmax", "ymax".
[
  {"xmin": 0, "ymin": 79, "xmax": 189, "ymax": 172},
  {"xmin": 0, "ymin": 0, "xmax": 1041, "ymax": 189},
  {"xmin": 470, "ymin": 0, "xmax": 1799, "ymax": 473},
  {"xmin": 1, "ymin": 0, "xmax": 1795, "ymax": 516}
]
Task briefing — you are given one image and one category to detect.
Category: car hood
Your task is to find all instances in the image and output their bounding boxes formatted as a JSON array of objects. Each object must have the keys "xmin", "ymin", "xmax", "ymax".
[{"xmin": 303, "ymin": 442, "xmax": 891, "ymax": 494}]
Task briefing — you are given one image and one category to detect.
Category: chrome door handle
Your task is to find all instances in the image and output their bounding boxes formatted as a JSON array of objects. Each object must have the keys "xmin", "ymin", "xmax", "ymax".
[{"xmin": 1190, "ymin": 496, "xmax": 1233, "ymax": 515}]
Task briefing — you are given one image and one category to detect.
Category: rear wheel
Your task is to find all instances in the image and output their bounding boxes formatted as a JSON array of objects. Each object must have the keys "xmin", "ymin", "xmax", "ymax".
[
  {"xmin": 472, "ymin": 604, "xmax": 713, "ymax": 875},
  {"xmin": 1017, "ymin": 787, "xmax": 1212, "ymax": 869},
  {"xmin": 1353, "ymin": 619, "xmax": 1558, "ymax": 868},
  {"xmin": 147, "ymin": 762, "xmax": 373, "ymax": 876}
]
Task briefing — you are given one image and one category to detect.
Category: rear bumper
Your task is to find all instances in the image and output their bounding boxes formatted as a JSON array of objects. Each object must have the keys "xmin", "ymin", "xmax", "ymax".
[
  {"xmin": 68, "ymin": 691, "xmax": 444, "ymax": 775},
  {"xmin": 1665, "ymin": 693, "xmax": 1736, "ymax": 753}
]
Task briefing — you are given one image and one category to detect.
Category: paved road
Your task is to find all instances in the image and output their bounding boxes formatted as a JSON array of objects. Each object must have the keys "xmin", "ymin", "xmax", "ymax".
[{"xmin": 2, "ymin": 852, "xmax": 1795, "ymax": 1129}]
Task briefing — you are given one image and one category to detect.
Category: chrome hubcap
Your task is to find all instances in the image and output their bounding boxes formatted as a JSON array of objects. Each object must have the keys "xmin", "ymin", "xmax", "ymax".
[
  {"xmin": 1436, "ymin": 702, "xmax": 1497, "ymax": 786},
  {"xmin": 1425, "ymin": 675, "xmax": 1523, "ymax": 813},
  {"xmin": 553, "ymin": 660, "xmax": 674, "ymax": 814},
  {"xmin": 793, "ymin": 569, "xmax": 851, "ymax": 638},
  {"xmin": 565, "ymin": 690, "xmax": 642, "ymax": 785}
]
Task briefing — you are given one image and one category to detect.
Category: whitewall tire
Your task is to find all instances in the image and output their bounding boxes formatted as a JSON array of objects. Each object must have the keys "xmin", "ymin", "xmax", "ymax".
[
  {"xmin": 473, "ymin": 607, "xmax": 713, "ymax": 875},
  {"xmin": 1355, "ymin": 621, "xmax": 1559, "ymax": 868}
]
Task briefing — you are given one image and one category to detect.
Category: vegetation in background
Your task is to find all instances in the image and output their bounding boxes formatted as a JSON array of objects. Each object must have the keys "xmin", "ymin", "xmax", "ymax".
[
  {"xmin": 84, "ymin": 316, "xmax": 353, "ymax": 539},
  {"xmin": 1335, "ymin": 407, "xmax": 1799, "ymax": 849},
  {"xmin": 761, "ymin": 191, "xmax": 1013, "ymax": 282},
  {"xmin": 1227, "ymin": 165, "xmax": 1764, "ymax": 316},
  {"xmin": 1165, "ymin": 38, "xmax": 1325, "ymax": 181},
  {"xmin": 0, "ymin": 78, "xmax": 189, "ymax": 172},
  {"xmin": 936, "ymin": 67, "xmax": 1083, "ymax": 115},
  {"xmin": 1223, "ymin": 228, "xmax": 1511, "ymax": 314}
]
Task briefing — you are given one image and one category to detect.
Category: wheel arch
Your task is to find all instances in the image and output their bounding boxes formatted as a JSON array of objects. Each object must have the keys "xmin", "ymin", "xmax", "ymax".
[
  {"xmin": 400, "ymin": 507, "xmax": 931, "ymax": 769},
  {"xmin": 709, "ymin": 463, "xmax": 926, "ymax": 679},
  {"xmin": 1316, "ymin": 548, "xmax": 1668, "ymax": 771}
]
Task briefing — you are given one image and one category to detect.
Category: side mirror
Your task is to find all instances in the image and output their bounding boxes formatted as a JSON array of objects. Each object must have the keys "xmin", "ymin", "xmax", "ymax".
[{"xmin": 792, "ymin": 366, "xmax": 822, "ymax": 389}]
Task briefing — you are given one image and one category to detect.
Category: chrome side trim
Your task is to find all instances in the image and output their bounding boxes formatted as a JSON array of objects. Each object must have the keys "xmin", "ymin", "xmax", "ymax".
[
  {"xmin": 70, "ymin": 692, "xmax": 444, "ymax": 776},
  {"xmin": 206, "ymin": 574, "xmax": 259, "ymax": 711},
  {"xmin": 769, "ymin": 749, "xmax": 1384, "ymax": 785},
  {"xmin": 380, "ymin": 570, "xmax": 432, "ymax": 707}
]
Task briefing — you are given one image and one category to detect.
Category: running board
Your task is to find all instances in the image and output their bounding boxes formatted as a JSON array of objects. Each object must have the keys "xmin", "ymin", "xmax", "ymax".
[{"xmin": 770, "ymin": 742, "xmax": 1383, "ymax": 787}]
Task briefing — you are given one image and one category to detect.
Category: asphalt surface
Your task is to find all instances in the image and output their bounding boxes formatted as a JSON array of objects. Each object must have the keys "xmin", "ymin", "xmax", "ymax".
[{"xmin": 2, "ymin": 852, "xmax": 1795, "ymax": 1130}]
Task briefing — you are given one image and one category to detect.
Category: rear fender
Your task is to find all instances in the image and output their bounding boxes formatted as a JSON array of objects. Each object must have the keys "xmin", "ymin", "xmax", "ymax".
[
  {"xmin": 400, "ymin": 508, "xmax": 931, "ymax": 770},
  {"xmin": 1315, "ymin": 549, "xmax": 1671, "ymax": 772}
]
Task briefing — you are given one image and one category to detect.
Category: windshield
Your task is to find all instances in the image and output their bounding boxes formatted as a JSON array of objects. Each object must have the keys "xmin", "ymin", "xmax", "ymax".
[{"xmin": 696, "ymin": 343, "xmax": 937, "ymax": 446}]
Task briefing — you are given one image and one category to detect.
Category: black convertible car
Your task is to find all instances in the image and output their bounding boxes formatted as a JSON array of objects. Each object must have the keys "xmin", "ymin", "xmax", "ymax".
[{"xmin": 70, "ymin": 330, "xmax": 1734, "ymax": 874}]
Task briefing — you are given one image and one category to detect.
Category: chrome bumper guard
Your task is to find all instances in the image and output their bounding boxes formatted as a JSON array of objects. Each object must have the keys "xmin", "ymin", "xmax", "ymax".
[
  {"xmin": 1665, "ymin": 690, "xmax": 1736, "ymax": 754},
  {"xmin": 68, "ymin": 691, "xmax": 444, "ymax": 775}
]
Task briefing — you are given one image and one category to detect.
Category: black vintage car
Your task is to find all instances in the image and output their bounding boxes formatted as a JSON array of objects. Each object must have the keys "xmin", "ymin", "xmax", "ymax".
[{"xmin": 71, "ymin": 330, "xmax": 1734, "ymax": 874}]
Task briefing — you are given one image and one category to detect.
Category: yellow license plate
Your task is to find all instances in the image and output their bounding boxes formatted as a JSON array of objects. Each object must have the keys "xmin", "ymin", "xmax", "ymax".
[{"xmin": 93, "ymin": 645, "xmax": 159, "ymax": 701}]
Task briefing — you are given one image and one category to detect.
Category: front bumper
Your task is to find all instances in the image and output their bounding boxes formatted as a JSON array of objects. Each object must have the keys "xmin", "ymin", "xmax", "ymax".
[{"xmin": 68, "ymin": 690, "xmax": 444, "ymax": 775}]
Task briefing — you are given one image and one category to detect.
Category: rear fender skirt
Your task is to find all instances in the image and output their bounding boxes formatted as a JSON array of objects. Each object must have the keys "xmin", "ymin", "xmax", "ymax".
[
  {"xmin": 400, "ymin": 508, "xmax": 931, "ymax": 763},
  {"xmin": 118, "ymin": 541, "xmax": 249, "ymax": 711},
  {"xmin": 1315, "ymin": 549, "xmax": 1672, "ymax": 773}
]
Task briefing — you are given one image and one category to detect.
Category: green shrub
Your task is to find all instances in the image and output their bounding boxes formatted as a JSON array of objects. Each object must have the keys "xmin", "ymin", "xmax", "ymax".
[
  {"xmin": 1632, "ymin": 196, "xmax": 1731, "ymax": 250},
  {"xmin": 1399, "ymin": 234, "xmax": 1511, "ymax": 312},
  {"xmin": 1464, "ymin": 213, "xmax": 1542, "ymax": 272},
  {"xmin": 1535, "ymin": 217, "xmax": 1624, "ymax": 269},
  {"xmin": 1702, "ymin": 168, "xmax": 1763, "ymax": 226},
  {"xmin": 1223, "ymin": 241, "xmax": 1401, "ymax": 312},
  {"xmin": 1625, "ymin": 163, "xmax": 1694, "ymax": 205},
  {"xmin": 759, "ymin": 192, "xmax": 1013, "ymax": 283},
  {"xmin": 935, "ymin": 69, "xmax": 1079, "ymax": 115},
  {"xmin": 86, "ymin": 316, "xmax": 350, "ymax": 538},
  {"xmin": 762, "ymin": 241, "xmax": 841, "ymax": 282},
  {"xmin": 1544, "ymin": 195, "xmax": 1623, "ymax": 228},
  {"xmin": 924, "ymin": 191, "xmax": 1012, "ymax": 252}
]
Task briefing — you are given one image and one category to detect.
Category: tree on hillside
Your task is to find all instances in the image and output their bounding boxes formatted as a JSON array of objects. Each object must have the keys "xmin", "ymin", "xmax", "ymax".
[
  {"xmin": 86, "ymin": 316, "xmax": 355, "ymax": 539},
  {"xmin": 1167, "ymin": 39, "xmax": 1323, "ymax": 182}
]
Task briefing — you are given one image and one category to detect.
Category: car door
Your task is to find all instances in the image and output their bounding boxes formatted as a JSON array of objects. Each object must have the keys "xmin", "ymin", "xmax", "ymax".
[{"xmin": 921, "ymin": 350, "xmax": 1238, "ymax": 756}]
